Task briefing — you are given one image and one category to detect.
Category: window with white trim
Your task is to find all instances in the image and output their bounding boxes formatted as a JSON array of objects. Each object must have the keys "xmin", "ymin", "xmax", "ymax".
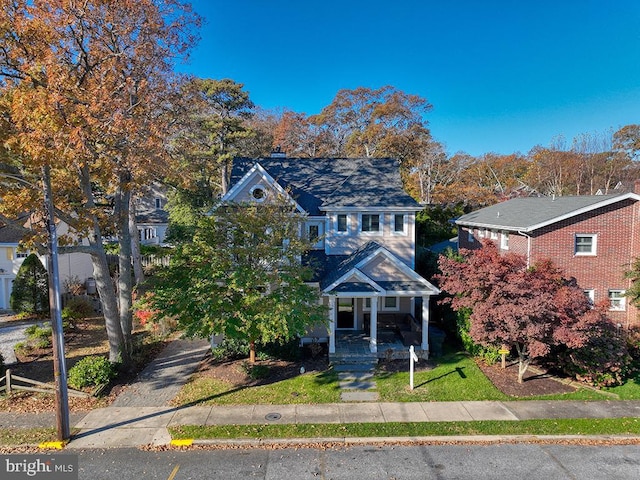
[
  {"xmin": 360, "ymin": 214, "xmax": 381, "ymax": 233},
  {"xmin": 609, "ymin": 290, "xmax": 626, "ymax": 311},
  {"xmin": 490, "ymin": 230, "xmax": 498, "ymax": 240},
  {"xmin": 154, "ymin": 198, "xmax": 162, "ymax": 209},
  {"xmin": 364, "ymin": 297, "xmax": 372, "ymax": 311},
  {"xmin": 308, "ymin": 225, "xmax": 319, "ymax": 243},
  {"xmin": 575, "ymin": 234, "xmax": 597, "ymax": 255},
  {"xmin": 249, "ymin": 184, "xmax": 266, "ymax": 202},
  {"xmin": 500, "ymin": 231, "xmax": 509, "ymax": 250},
  {"xmin": 16, "ymin": 249, "xmax": 29, "ymax": 259},
  {"xmin": 393, "ymin": 214, "xmax": 406, "ymax": 235},
  {"xmin": 584, "ymin": 289, "xmax": 595, "ymax": 305},
  {"xmin": 382, "ymin": 296, "xmax": 399, "ymax": 311},
  {"xmin": 336, "ymin": 214, "xmax": 348, "ymax": 233}
]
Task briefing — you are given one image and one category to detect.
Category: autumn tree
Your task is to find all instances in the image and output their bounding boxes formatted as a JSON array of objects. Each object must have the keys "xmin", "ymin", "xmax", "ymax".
[
  {"xmin": 0, "ymin": 0, "xmax": 200, "ymax": 364},
  {"xmin": 613, "ymin": 124, "xmax": 640, "ymax": 162},
  {"xmin": 146, "ymin": 197, "xmax": 327, "ymax": 363},
  {"xmin": 437, "ymin": 242, "xmax": 608, "ymax": 383}
]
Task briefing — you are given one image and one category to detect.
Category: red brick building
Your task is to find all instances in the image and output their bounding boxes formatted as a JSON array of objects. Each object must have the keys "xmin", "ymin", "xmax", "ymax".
[{"xmin": 456, "ymin": 190, "xmax": 640, "ymax": 328}]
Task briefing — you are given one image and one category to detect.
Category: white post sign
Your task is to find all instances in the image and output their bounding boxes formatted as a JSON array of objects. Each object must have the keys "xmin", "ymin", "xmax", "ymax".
[{"xmin": 409, "ymin": 345, "xmax": 419, "ymax": 390}]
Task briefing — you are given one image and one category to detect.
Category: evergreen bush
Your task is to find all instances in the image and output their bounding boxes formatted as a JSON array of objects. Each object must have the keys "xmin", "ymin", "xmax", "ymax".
[
  {"xmin": 68, "ymin": 356, "xmax": 116, "ymax": 389},
  {"xmin": 10, "ymin": 253, "xmax": 49, "ymax": 315}
]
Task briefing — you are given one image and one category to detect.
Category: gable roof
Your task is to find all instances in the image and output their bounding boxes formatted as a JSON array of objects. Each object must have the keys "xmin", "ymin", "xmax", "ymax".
[
  {"xmin": 0, "ymin": 223, "xmax": 25, "ymax": 244},
  {"xmin": 456, "ymin": 192, "xmax": 640, "ymax": 232},
  {"xmin": 229, "ymin": 157, "xmax": 419, "ymax": 215},
  {"xmin": 320, "ymin": 241, "xmax": 439, "ymax": 295}
]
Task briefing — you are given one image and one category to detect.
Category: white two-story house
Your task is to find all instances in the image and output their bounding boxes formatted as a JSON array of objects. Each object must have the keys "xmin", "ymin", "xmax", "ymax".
[{"xmin": 222, "ymin": 155, "xmax": 439, "ymax": 358}]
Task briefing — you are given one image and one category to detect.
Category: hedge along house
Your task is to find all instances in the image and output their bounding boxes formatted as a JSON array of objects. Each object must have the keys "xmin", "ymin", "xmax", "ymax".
[
  {"xmin": 222, "ymin": 155, "xmax": 440, "ymax": 359},
  {"xmin": 456, "ymin": 187, "xmax": 640, "ymax": 329}
]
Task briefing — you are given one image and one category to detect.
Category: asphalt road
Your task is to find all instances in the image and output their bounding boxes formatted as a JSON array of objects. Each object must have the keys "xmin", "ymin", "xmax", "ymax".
[{"xmin": 71, "ymin": 444, "xmax": 640, "ymax": 480}]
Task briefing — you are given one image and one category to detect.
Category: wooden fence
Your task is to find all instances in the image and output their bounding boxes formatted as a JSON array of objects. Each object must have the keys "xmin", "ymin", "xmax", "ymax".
[{"xmin": 0, "ymin": 369, "xmax": 90, "ymax": 398}]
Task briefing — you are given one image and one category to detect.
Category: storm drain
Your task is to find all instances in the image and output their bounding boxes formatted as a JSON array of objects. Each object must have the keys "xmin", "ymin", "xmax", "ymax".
[{"xmin": 265, "ymin": 413, "xmax": 282, "ymax": 421}]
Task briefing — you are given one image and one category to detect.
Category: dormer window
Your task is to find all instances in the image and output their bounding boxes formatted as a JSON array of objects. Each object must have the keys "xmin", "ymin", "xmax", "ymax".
[{"xmin": 250, "ymin": 185, "xmax": 266, "ymax": 202}]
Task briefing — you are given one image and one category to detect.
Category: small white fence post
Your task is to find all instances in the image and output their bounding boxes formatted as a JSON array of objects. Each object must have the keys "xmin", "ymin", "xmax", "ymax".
[{"xmin": 409, "ymin": 345, "xmax": 418, "ymax": 390}]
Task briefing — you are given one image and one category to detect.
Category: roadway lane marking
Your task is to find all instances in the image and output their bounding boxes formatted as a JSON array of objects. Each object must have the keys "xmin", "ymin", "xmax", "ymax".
[{"xmin": 167, "ymin": 464, "xmax": 180, "ymax": 480}]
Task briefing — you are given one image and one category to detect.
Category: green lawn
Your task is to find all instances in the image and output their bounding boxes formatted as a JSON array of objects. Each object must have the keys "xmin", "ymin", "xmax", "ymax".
[
  {"xmin": 376, "ymin": 351, "xmax": 509, "ymax": 402},
  {"xmin": 173, "ymin": 349, "xmax": 640, "ymax": 406},
  {"xmin": 172, "ymin": 369, "xmax": 341, "ymax": 406},
  {"xmin": 0, "ymin": 427, "xmax": 58, "ymax": 446},
  {"xmin": 170, "ymin": 417, "xmax": 640, "ymax": 440}
]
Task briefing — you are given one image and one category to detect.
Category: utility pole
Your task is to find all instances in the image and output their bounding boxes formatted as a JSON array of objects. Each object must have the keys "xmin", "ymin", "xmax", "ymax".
[{"xmin": 42, "ymin": 165, "xmax": 70, "ymax": 441}]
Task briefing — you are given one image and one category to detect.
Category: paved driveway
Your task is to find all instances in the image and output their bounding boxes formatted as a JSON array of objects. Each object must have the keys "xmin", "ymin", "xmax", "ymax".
[{"xmin": 0, "ymin": 315, "xmax": 31, "ymax": 365}]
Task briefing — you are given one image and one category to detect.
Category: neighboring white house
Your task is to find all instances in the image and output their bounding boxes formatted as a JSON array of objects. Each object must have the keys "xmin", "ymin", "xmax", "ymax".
[
  {"xmin": 222, "ymin": 155, "xmax": 440, "ymax": 358},
  {"xmin": 135, "ymin": 182, "xmax": 170, "ymax": 246},
  {"xmin": 0, "ymin": 222, "xmax": 93, "ymax": 310}
]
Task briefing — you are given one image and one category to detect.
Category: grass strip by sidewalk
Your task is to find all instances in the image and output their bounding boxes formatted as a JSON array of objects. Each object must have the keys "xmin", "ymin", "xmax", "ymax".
[
  {"xmin": 170, "ymin": 417, "xmax": 640, "ymax": 440},
  {"xmin": 0, "ymin": 427, "xmax": 58, "ymax": 446}
]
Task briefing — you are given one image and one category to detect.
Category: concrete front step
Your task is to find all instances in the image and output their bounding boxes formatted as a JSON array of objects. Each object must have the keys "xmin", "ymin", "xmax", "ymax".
[
  {"xmin": 339, "ymin": 380, "xmax": 377, "ymax": 390},
  {"xmin": 338, "ymin": 372, "xmax": 374, "ymax": 381},
  {"xmin": 340, "ymin": 391, "xmax": 380, "ymax": 402},
  {"xmin": 333, "ymin": 363, "xmax": 377, "ymax": 373},
  {"xmin": 330, "ymin": 356, "xmax": 378, "ymax": 364}
]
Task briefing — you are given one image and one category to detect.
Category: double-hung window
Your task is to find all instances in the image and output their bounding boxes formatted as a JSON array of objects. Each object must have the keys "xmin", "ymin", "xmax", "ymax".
[
  {"xmin": 393, "ymin": 214, "xmax": 406, "ymax": 235},
  {"xmin": 609, "ymin": 290, "xmax": 626, "ymax": 311},
  {"xmin": 361, "ymin": 214, "xmax": 380, "ymax": 233},
  {"xmin": 337, "ymin": 214, "xmax": 348, "ymax": 233},
  {"xmin": 500, "ymin": 231, "xmax": 509, "ymax": 250},
  {"xmin": 575, "ymin": 234, "xmax": 597, "ymax": 256}
]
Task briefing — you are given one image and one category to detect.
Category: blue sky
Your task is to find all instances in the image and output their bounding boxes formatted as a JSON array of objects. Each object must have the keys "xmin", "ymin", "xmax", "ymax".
[{"xmin": 181, "ymin": 1, "xmax": 640, "ymax": 157}]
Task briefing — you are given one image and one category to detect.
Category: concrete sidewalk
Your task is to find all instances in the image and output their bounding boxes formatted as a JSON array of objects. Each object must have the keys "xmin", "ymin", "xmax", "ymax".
[{"xmin": 65, "ymin": 400, "xmax": 640, "ymax": 449}]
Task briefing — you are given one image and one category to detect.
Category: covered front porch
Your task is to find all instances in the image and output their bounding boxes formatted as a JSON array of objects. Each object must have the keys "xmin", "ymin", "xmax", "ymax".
[
  {"xmin": 319, "ymin": 242, "xmax": 440, "ymax": 360},
  {"xmin": 326, "ymin": 293, "xmax": 434, "ymax": 360}
]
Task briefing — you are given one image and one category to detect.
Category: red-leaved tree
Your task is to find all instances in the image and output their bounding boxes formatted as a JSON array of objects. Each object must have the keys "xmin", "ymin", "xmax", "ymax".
[{"xmin": 437, "ymin": 242, "xmax": 608, "ymax": 383}]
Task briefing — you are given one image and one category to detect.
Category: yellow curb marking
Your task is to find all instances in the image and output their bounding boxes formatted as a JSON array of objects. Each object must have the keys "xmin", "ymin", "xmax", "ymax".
[
  {"xmin": 170, "ymin": 439, "xmax": 193, "ymax": 447},
  {"xmin": 39, "ymin": 441, "xmax": 64, "ymax": 450},
  {"xmin": 167, "ymin": 464, "xmax": 180, "ymax": 480}
]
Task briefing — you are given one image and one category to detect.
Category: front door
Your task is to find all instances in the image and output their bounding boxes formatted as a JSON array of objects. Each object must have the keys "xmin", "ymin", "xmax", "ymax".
[{"xmin": 336, "ymin": 298, "xmax": 355, "ymax": 329}]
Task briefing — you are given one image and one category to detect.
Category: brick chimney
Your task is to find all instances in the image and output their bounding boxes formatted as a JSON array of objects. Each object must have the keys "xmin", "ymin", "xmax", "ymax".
[
  {"xmin": 270, "ymin": 146, "xmax": 286, "ymax": 158},
  {"xmin": 635, "ymin": 180, "xmax": 640, "ymax": 194}
]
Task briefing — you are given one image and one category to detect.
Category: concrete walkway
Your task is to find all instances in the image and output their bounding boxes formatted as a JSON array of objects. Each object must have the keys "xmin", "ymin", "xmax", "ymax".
[
  {"xmin": 109, "ymin": 338, "xmax": 210, "ymax": 408},
  {"xmin": 65, "ymin": 400, "xmax": 640, "ymax": 449}
]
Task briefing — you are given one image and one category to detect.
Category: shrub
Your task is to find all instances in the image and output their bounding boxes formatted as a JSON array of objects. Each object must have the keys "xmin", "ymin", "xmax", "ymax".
[
  {"xmin": 211, "ymin": 337, "xmax": 250, "ymax": 360},
  {"xmin": 23, "ymin": 324, "xmax": 52, "ymax": 349},
  {"xmin": 68, "ymin": 356, "xmax": 117, "ymax": 389},
  {"xmin": 14, "ymin": 341, "xmax": 31, "ymax": 355},
  {"xmin": 456, "ymin": 308, "xmax": 501, "ymax": 365},
  {"xmin": 10, "ymin": 253, "xmax": 49, "ymax": 315},
  {"xmin": 62, "ymin": 296, "xmax": 95, "ymax": 328},
  {"xmin": 559, "ymin": 320, "xmax": 632, "ymax": 387},
  {"xmin": 240, "ymin": 361, "xmax": 270, "ymax": 379}
]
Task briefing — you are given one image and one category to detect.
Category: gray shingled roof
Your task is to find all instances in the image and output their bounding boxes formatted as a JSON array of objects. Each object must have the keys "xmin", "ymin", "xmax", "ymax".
[
  {"xmin": 456, "ymin": 194, "xmax": 634, "ymax": 232},
  {"xmin": 0, "ymin": 224, "xmax": 26, "ymax": 244},
  {"xmin": 230, "ymin": 157, "xmax": 419, "ymax": 216},
  {"xmin": 320, "ymin": 241, "xmax": 382, "ymax": 290}
]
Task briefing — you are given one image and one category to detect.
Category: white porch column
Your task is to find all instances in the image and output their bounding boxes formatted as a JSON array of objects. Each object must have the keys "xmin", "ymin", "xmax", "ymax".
[
  {"xmin": 328, "ymin": 295, "xmax": 336, "ymax": 354},
  {"xmin": 369, "ymin": 296, "xmax": 378, "ymax": 353},
  {"xmin": 410, "ymin": 297, "xmax": 416, "ymax": 318},
  {"xmin": 421, "ymin": 295, "xmax": 430, "ymax": 353}
]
